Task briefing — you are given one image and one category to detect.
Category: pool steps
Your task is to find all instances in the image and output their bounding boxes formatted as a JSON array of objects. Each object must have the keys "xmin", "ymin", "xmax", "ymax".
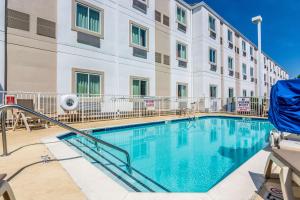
[{"xmin": 65, "ymin": 138, "xmax": 170, "ymax": 192}]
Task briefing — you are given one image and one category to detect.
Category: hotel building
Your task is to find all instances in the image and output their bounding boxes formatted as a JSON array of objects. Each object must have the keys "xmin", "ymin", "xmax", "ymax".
[{"xmin": 0, "ymin": 0, "xmax": 289, "ymax": 99}]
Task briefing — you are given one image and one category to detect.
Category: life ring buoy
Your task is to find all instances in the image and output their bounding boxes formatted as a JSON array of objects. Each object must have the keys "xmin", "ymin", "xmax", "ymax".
[{"xmin": 60, "ymin": 95, "xmax": 79, "ymax": 111}]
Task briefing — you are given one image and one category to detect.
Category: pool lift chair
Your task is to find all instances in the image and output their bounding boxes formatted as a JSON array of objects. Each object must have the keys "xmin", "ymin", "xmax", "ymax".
[{"xmin": 265, "ymin": 79, "xmax": 300, "ymax": 200}]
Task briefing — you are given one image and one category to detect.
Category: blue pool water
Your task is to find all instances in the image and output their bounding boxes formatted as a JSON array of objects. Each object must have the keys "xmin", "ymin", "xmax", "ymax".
[{"xmin": 61, "ymin": 116, "xmax": 274, "ymax": 192}]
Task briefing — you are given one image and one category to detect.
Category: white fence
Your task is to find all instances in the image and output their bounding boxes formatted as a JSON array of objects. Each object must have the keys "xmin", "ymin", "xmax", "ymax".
[{"xmin": 0, "ymin": 91, "xmax": 270, "ymax": 126}]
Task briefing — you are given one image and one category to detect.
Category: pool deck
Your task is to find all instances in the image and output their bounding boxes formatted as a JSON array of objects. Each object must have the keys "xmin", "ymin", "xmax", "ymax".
[{"xmin": 0, "ymin": 113, "xmax": 286, "ymax": 200}]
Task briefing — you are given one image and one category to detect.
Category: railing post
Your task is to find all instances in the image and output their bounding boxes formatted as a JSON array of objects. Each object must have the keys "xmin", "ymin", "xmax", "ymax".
[
  {"xmin": 158, "ymin": 98, "xmax": 161, "ymax": 116},
  {"xmin": 114, "ymin": 97, "xmax": 117, "ymax": 120},
  {"xmin": 1, "ymin": 110, "xmax": 8, "ymax": 156}
]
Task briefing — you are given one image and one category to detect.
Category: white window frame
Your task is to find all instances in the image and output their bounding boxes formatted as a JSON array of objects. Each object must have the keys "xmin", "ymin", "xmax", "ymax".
[
  {"xmin": 250, "ymin": 67, "xmax": 254, "ymax": 77},
  {"xmin": 209, "ymin": 47, "xmax": 217, "ymax": 65},
  {"xmin": 242, "ymin": 63, "xmax": 247, "ymax": 75},
  {"xmin": 129, "ymin": 21, "xmax": 149, "ymax": 51},
  {"xmin": 228, "ymin": 56, "xmax": 234, "ymax": 71},
  {"xmin": 74, "ymin": 71, "xmax": 103, "ymax": 96},
  {"xmin": 209, "ymin": 85, "xmax": 217, "ymax": 98},
  {"xmin": 176, "ymin": 41, "xmax": 188, "ymax": 61},
  {"xmin": 227, "ymin": 29, "xmax": 233, "ymax": 43},
  {"xmin": 130, "ymin": 77, "xmax": 149, "ymax": 97},
  {"xmin": 228, "ymin": 87, "xmax": 234, "ymax": 98},
  {"xmin": 208, "ymin": 15, "xmax": 216, "ymax": 33},
  {"xmin": 242, "ymin": 40, "xmax": 246, "ymax": 52},
  {"xmin": 177, "ymin": 83, "xmax": 188, "ymax": 98},
  {"xmin": 242, "ymin": 90, "xmax": 247, "ymax": 97},
  {"xmin": 176, "ymin": 5, "xmax": 187, "ymax": 26},
  {"xmin": 73, "ymin": 0, "xmax": 104, "ymax": 38}
]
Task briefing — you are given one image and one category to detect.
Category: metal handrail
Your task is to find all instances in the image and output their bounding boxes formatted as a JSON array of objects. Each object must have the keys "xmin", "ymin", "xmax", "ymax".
[{"xmin": 0, "ymin": 104, "xmax": 132, "ymax": 173}]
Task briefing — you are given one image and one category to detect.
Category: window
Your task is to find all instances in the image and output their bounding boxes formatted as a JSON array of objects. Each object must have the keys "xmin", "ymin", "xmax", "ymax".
[
  {"xmin": 176, "ymin": 6, "xmax": 186, "ymax": 25},
  {"xmin": 242, "ymin": 64, "xmax": 247, "ymax": 80},
  {"xmin": 250, "ymin": 46, "xmax": 253, "ymax": 56},
  {"xmin": 242, "ymin": 40, "xmax": 246, "ymax": 52},
  {"xmin": 210, "ymin": 85, "xmax": 217, "ymax": 98},
  {"xmin": 250, "ymin": 67, "xmax": 254, "ymax": 77},
  {"xmin": 242, "ymin": 64, "xmax": 247, "ymax": 75},
  {"xmin": 228, "ymin": 88, "xmax": 234, "ymax": 98},
  {"xmin": 208, "ymin": 15, "xmax": 216, "ymax": 32},
  {"xmin": 250, "ymin": 91, "xmax": 254, "ymax": 97},
  {"xmin": 177, "ymin": 42, "xmax": 187, "ymax": 61},
  {"xmin": 74, "ymin": 1, "xmax": 103, "ymax": 37},
  {"xmin": 130, "ymin": 22, "xmax": 148, "ymax": 50},
  {"xmin": 243, "ymin": 90, "xmax": 247, "ymax": 97},
  {"xmin": 227, "ymin": 29, "xmax": 233, "ymax": 43},
  {"xmin": 228, "ymin": 57, "xmax": 233, "ymax": 71},
  {"xmin": 177, "ymin": 84, "xmax": 187, "ymax": 98},
  {"xmin": 76, "ymin": 72, "xmax": 102, "ymax": 95},
  {"xmin": 209, "ymin": 48, "xmax": 216, "ymax": 64},
  {"xmin": 131, "ymin": 78, "xmax": 148, "ymax": 96}
]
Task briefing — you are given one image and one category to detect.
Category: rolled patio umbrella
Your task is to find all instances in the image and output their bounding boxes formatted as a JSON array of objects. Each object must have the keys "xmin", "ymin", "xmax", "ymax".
[{"xmin": 268, "ymin": 79, "xmax": 300, "ymax": 134}]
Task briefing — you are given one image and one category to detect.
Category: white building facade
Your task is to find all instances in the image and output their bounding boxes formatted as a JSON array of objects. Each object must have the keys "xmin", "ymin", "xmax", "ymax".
[{"xmin": 0, "ymin": 0, "xmax": 289, "ymax": 99}]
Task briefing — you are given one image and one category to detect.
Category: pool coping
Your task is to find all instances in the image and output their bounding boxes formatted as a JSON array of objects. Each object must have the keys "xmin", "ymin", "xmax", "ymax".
[
  {"xmin": 43, "ymin": 115, "xmax": 270, "ymax": 200},
  {"xmin": 58, "ymin": 115, "xmax": 269, "ymax": 140}
]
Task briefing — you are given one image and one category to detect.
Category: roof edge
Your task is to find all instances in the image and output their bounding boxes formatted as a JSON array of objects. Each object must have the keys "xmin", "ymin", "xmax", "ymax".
[{"xmin": 180, "ymin": 1, "xmax": 288, "ymax": 73}]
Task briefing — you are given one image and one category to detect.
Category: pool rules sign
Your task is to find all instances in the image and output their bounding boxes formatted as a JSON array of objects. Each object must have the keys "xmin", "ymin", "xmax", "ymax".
[{"xmin": 237, "ymin": 97, "xmax": 251, "ymax": 112}]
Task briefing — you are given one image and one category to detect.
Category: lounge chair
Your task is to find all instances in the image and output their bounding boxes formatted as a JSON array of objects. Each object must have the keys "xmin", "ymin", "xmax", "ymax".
[
  {"xmin": 270, "ymin": 130, "xmax": 300, "ymax": 151},
  {"xmin": 265, "ymin": 149, "xmax": 300, "ymax": 200},
  {"xmin": 13, "ymin": 99, "xmax": 48, "ymax": 132},
  {"xmin": 0, "ymin": 174, "xmax": 16, "ymax": 200}
]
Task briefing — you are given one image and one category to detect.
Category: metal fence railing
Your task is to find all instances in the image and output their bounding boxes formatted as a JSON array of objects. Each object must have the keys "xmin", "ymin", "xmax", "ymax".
[{"xmin": 0, "ymin": 91, "xmax": 270, "ymax": 127}]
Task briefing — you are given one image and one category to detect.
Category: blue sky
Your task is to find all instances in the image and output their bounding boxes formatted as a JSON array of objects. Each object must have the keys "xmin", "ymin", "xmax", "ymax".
[{"xmin": 184, "ymin": 0, "xmax": 300, "ymax": 78}]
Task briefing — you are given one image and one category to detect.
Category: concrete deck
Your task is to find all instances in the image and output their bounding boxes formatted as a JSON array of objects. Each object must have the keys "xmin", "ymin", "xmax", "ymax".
[{"xmin": 0, "ymin": 114, "xmax": 295, "ymax": 200}]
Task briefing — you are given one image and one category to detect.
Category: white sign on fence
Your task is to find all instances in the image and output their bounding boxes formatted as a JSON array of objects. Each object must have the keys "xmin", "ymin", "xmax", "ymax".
[
  {"xmin": 145, "ymin": 99, "xmax": 155, "ymax": 110},
  {"xmin": 237, "ymin": 97, "xmax": 250, "ymax": 112}
]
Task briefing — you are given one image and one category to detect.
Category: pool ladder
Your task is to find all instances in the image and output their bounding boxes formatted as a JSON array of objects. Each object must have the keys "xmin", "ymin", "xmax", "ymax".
[{"xmin": 0, "ymin": 104, "xmax": 132, "ymax": 174}]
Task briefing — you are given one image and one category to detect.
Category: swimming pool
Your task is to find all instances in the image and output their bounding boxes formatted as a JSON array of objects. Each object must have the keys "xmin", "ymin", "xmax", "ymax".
[{"xmin": 60, "ymin": 116, "xmax": 273, "ymax": 192}]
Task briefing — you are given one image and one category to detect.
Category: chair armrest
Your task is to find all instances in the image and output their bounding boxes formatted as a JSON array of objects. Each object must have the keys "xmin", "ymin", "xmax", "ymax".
[{"xmin": 0, "ymin": 174, "xmax": 7, "ymax": 181}]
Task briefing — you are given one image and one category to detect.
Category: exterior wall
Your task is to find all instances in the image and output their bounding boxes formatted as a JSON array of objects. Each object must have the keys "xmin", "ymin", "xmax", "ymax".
[
  {"xmin": 0, "ymin": 0, "xmax": 289, "ymax": 97},
  {"xmin": 7, "ymin": 0, "xmax": 57, "ymax": 92},
  {"xmin": 238, "ymin": 38, "xmax": 256, "ymax": 97},
  {"xmin": 0, "ymin": 1, "xmax": 5, "ymax": 91},
  {"xmin": 155, "ymin": 0, "xmax": 171, "ymax": 97},
  {"xmin": 192, "ymin": 7, "xmax": 222, "ymax": 98},
  {"xmin": 222, "ymin": 23, "xmax": 236, "ymax": 98},
  {"xmin": 57, "ymin": 0, "xmax": 155, "ymax": 96},
  {"xmin": 169, "ymin": 0, "xmax": 192, "ymax": 98}
]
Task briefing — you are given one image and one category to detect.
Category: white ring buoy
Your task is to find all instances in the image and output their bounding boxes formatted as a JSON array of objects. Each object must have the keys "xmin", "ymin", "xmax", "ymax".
[{"xmin": 60, "ymin": 94, "xmax": 79, "ymax": 111}]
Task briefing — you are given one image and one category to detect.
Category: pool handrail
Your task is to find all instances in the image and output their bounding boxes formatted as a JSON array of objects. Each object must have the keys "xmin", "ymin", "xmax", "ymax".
[{"xmin": 0, "ymin": 104, "xmax": 132, "ymax": 174}]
